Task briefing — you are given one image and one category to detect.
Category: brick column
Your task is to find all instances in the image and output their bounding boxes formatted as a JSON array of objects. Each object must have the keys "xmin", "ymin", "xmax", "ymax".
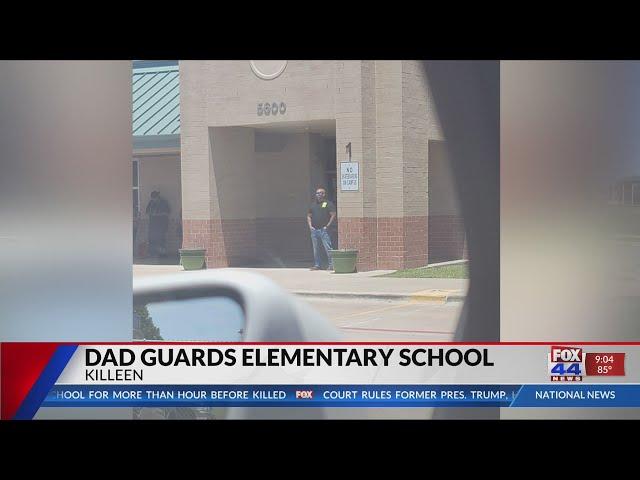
[
  {"xmin": 374, "ymin": 61, "xmax": 443, "ymax": 270},
  {"xmin": 334, "ymin": 61, "xmax": 443, "ymax": 271},
  {"xmin": 182, "ymin": 219, "xmax": 219, "ymax": 267},
  {"xmin": 180, "ymin": 61, "xmax": 257, "ymax": 267},
  {"xmin": 373, "ymin": 61, "xmax": 426, "ymax": 270},
  {"xmin": 336, "ymin": 61, "xmax": 379, "ymax": 271}
]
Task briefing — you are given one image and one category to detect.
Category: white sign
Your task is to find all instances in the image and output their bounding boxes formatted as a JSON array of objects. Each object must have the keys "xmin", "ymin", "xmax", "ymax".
[{"xmin": 340, "ymin": 162, "xmax": 359, "ymax": 191}]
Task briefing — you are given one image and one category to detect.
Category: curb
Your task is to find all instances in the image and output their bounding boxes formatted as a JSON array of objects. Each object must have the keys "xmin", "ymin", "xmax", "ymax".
[{"xmin": 293, "ymin": 290, "xmax": 466, "ymax": 303}]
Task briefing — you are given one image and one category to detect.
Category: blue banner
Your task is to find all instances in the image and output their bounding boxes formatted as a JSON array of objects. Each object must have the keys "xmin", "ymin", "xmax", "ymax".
[
  {"xmin": 512, "ymin": 384, "xmax": 634, "ymax": 407},
  {"xmin": 39, "ymin": 384, "xmax": 640, "ymax": 408}
]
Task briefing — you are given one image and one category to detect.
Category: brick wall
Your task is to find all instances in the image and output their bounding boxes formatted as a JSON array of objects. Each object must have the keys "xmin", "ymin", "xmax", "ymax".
[
  {"xmin": 183, "ymin": 217, "xmax": 338, "ymax": 267},
  {"xmin": 222, "ymin": 219, "xmax": 257, "ymax": 265},
  {"xmin": 338, "ymin": 216, "xmax": 427, "ymax": 271},
  {"xmin": 181, "ymin": 213, "xmax": 465, "ymax": 270},
  {"xmin": 182, "ymin": 219, "xmax": 257, "ymax": 267},
  {"xmin": 376, "ymin": 217, "xmax": 403, "ymax": 270},
  {"xmin": 186, "ymin": 61, "xmax": 335, "ymax": 129},
  {"xmin": 376, "ymin": 216, "xmax": 428, "ymax": 270},
  {"xmin": 428, "ymin": 215, "xmax": 466, "ymax": 263},
  {"xmin": 182, "ymin": 219, "xmax": 218, "ymax": 267},
  {"xmin": 403, "ymin": 216, "xmax": 429, "ymax": 268},
  {"xmin": 255, "ymin": 217, "xmax": 313, "ymax": 263},
  {"xmin": 338, "ymin": 217, "xmax": 377, "ymax": 271}
]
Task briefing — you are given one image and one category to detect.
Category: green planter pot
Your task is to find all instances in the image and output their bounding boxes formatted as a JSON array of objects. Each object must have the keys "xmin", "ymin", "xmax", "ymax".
[
  {"xmin": 179, "ymin": 249, "xmax": 206, "ymax": 270},
  {"xmin": 329, "ymin": 249, "xmax": 358, "ymax": 274}
]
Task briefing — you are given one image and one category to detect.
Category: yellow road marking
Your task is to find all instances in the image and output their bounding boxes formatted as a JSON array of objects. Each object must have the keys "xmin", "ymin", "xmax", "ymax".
[
  {"xmin": 331, "ymin": 292, "xmax": 460, "ymax": 322},
  {"xmin": 410, "ymin": 289, "xmax": 461, "ymax": 303}
]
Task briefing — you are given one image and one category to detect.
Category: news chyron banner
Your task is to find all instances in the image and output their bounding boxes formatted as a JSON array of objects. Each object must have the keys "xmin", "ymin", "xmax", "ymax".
[{"xmin": 1, "ymin": 343, "xmax": 638, "ymax": 419}]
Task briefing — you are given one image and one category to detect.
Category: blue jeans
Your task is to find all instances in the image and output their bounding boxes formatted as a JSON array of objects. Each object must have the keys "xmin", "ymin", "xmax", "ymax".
[{"xmin": 310, "ymin": 227, "xmax": 333, "ymax": 268}]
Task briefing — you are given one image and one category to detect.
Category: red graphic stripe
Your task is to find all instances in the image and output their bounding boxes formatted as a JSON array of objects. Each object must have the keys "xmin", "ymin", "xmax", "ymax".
[{"xmin": 1, "ymin": 343, "xmax": 62, "ymax": 420}]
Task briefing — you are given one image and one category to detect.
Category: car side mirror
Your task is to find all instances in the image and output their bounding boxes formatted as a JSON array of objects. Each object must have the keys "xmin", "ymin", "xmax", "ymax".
[{"xmin": 133, "ymin": 270, "xmax": 342, "ymax": 420}]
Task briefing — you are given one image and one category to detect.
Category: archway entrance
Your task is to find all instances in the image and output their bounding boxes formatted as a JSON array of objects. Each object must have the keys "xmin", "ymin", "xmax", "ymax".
[{"xmin": 205, "ymin": 120, "xmax": 337, "ymax": 268}]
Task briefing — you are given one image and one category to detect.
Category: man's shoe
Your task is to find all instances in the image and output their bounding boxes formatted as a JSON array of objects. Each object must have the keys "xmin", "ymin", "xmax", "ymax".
[{"xmin": 310, "ymin": 266, "xmax": 320, "ymax": 270}]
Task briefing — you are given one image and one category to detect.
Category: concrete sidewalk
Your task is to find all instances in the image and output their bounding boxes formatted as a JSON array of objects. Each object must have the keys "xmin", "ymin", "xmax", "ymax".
[{"xmin": 133, "ymin": 265, "xmax": 468, "ymax": 303}]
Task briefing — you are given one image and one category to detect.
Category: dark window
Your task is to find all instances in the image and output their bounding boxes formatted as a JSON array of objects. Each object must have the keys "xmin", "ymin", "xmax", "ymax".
[{"xmin": 133, "ymin": 160, "xmax": 139, "ymax": 187}]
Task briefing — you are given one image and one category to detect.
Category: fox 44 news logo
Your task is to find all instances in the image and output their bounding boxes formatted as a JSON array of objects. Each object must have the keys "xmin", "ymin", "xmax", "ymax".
[{"xmin": 548, "ymin": 346, "xmax": 584, "ymax": 382}]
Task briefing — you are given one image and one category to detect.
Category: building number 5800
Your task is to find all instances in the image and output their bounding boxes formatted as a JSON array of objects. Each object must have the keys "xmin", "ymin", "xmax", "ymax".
[{"xmin": 258, "ymin": 102, "xmax": 286, "ymax": 116}]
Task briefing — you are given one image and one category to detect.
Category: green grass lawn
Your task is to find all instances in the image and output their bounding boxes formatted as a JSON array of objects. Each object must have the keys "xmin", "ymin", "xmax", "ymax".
[{"xmin": 382, "ymin": 263, "xmax": 469, "ymax": 278}]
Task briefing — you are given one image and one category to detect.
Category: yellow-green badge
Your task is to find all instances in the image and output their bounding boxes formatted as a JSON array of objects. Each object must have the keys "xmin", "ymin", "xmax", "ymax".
[{"xmin": 322, "ymin": 202, "xmax": 327, "ymax": 208}]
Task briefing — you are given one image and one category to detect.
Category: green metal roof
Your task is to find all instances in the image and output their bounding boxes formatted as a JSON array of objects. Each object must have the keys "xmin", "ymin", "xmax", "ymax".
[{"xmin": 133, "ymin": 64, "xmax": 179, "ymax": 136}]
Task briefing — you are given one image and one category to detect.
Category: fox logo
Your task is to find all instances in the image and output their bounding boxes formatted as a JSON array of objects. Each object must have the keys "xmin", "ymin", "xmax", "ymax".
[
  {"xmin": 551, "ymin": 346, "xmax": 583, "ymax": 362},
  {"xmin": 295, "ymin": 390, "xmax": 313, "ymax": 399}
]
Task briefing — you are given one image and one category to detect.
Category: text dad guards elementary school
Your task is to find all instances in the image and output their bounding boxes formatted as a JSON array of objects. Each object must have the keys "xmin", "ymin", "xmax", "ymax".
[{"xmin": 83, "ymin": 347, "xmax": 495, "ymax": 381}]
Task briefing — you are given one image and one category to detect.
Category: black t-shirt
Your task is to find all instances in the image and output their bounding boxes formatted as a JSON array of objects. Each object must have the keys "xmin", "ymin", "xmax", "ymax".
[{"xmin": 308, "ymin": 200, "xmax": 336, "ymax": 229}]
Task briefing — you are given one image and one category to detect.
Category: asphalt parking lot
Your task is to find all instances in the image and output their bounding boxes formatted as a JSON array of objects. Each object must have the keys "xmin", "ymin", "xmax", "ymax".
[{"xmin": 301, "ymin": 297, "xmax": 461, "ymax": 342}]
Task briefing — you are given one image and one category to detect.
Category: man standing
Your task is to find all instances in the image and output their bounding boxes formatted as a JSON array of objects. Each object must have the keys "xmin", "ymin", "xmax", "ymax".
[{"xmin": 307, "ymin": 187, "xmax": 336, "ymax": 270}]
